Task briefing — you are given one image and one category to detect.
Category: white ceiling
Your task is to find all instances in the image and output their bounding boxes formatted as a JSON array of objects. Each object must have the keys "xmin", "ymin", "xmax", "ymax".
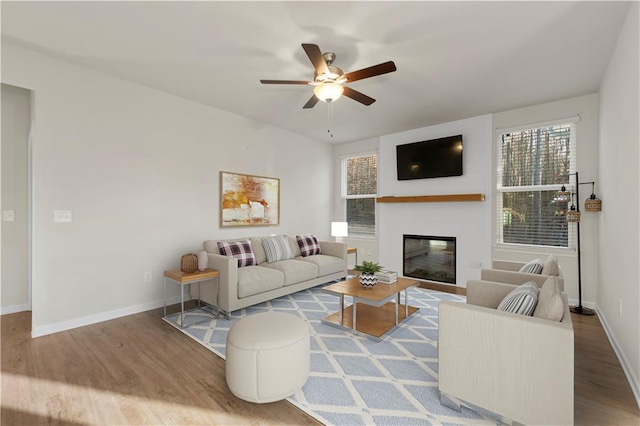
[{"xmin": 1, "ymin": 1, "xmax": 632, "ymax": 144}]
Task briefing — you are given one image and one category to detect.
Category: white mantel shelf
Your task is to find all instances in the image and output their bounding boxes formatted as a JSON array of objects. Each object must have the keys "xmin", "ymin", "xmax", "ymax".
[{"xmin": 376, "ymin": 194, "xmax": 485, "ymax": 203}]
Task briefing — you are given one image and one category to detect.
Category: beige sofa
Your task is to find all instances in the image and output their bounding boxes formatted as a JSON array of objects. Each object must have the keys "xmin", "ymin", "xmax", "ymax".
[
  {"xmin": 193, "ymin": 235, "xmax": 347, "ymax": 316},
  {"xmin": 438, "ymin": 278, "xmax": 574, "ymax": 425}
]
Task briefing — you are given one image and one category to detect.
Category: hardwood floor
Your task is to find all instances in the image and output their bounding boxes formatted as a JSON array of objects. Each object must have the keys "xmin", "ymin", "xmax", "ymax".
[
  {"xmin": 572, "ymin": 312, "xmax": 640, "ymax": 425},
  {"xmin": 1, "ymin": 303, "xmax": 320, "ymax": 425},
  {"xmin": 2, "ymin": 296, "xmax": 639, "ymax": 425}
]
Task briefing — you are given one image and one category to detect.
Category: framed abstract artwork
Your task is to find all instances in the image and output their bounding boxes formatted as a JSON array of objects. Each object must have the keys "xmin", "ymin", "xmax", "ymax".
[{"xmin": 220, "ymin": 171, "xmax": 280, "ymax": 227}]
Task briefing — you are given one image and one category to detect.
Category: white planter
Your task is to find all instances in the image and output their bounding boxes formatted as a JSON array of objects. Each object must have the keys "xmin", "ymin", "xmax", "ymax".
[{"xmin": 359, "ymin": 273, "xmax": 377, "ymax": 288}]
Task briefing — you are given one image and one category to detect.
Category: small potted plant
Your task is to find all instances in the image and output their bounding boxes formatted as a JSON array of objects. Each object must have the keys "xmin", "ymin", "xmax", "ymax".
[{"xmin": 354, "ymin": 261, "xmax": 383, "ymax": 288}]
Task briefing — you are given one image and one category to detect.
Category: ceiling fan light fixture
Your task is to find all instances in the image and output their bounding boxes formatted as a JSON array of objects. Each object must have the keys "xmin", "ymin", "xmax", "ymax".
[
  {"xmin": 314, "ymin": 82, "xmax": 344, "ymax": 102},
  {"xmin": 260, "ymin": 43, "xmax": 396, "ymax": 110}
]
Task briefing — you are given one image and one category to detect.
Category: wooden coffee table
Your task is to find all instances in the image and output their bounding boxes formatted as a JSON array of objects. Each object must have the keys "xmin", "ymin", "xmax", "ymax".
[{"xmin": 321, "ymin": 277, "xmax": 419, "ymax": 340}]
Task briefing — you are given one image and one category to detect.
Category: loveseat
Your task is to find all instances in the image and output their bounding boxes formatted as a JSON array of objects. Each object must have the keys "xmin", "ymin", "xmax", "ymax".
[
  {"xmin": 192, "ymin": 235, "xmax": 347, "ymax": 316},
  {"xmin": 438, "ymin": 276, "xmax": 574, "ymax": 425}
]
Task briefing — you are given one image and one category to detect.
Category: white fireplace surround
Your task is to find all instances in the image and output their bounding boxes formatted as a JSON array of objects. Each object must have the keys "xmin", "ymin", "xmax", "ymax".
[{"xmin": 378, "ymin": 115, "xmax": 493, "ymax": 288}]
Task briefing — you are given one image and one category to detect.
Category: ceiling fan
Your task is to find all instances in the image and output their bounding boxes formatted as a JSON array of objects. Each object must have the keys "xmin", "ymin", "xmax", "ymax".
[{"xmin": 260, "ymin": 43, "xmax": 397, "ymax": 109}]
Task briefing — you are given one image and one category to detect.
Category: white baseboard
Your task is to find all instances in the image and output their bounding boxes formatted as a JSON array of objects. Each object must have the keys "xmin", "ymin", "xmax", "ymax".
[
  {"xmin": 595, "ymin": 304, "xmax": 640, "ymax": 410},
  {"xmin": 1, "ymin": 303, "xmax": 31, "ymax": 315},
  {"xmin": 31, "ymin": 295, "xmax": 187, "ymax": 338}
]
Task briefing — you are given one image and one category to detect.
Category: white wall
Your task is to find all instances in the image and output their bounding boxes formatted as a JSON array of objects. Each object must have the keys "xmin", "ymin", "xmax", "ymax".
[
  {"xmin": 598, "ymin": 2, "xmax": 640, "ymax": 404},
  {"xmin": 1, "ymin": 84, "xmax": 31, "ymax": 313},
  {"xmin": 493, "ymin": 94, "xmax": 600, "ymax": 306},
  {"xmin": 378, "ymin": 115, "xmax": 494, "ymax": 286},
  {"xmin": 1, "ymin": 43, "xmax": 333, "ymax": 336}
]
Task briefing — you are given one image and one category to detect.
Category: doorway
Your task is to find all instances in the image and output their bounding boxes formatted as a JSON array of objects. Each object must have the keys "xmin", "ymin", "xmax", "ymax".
[{"xmin": 1, "ymin": 83, "xmax": 33, "ymax": 315}]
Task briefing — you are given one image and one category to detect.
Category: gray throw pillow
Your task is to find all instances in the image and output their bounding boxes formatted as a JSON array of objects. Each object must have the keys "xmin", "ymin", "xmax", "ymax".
[
  {"xmin": 261, "ymin": 235, "xmax": 294, "ymax": 263},
  {"xmin": 533, "ymin": 276, "xmax": 565, "ymax": 321},
  {"xmin": 541, "ymin": 254, "xmax": 560, "ymax": 276}
]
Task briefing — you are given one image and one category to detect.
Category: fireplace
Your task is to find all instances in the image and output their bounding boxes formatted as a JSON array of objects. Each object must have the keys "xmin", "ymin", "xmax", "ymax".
[{"xmin": 403, "ymin": 235, "xmax": 456, "ymax": 285}]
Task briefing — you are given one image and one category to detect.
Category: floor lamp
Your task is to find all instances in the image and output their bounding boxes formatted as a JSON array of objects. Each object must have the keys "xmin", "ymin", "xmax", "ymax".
[{"xmin": 558, "ymin": 172, "xmax": 601, "ymax": 316}]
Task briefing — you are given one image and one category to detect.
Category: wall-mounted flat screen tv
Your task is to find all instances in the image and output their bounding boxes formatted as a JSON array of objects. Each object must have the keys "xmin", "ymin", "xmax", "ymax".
[{"xmin": 396, "ymin": 134, "xmax": 463, "ymax": 180}]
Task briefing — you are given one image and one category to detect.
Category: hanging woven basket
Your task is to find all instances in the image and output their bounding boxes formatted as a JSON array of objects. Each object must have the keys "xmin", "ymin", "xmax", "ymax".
[
  {"xmin": 584, "ymin": 196, "xmax": 602, "ymax": 212},
  {"xmin": 566, "ymin": 209, "xmax": 581, "ymax": 223}
]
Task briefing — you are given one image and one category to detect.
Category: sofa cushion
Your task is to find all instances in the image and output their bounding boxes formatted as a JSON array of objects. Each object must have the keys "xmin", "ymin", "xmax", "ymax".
[
  {"xmin": 250, "ymin": 237, "xmax": 268, "ymax": 265},
  {"xmin": 288, "ymin": 235, "xmax": 302, "ymax": 257},
  {"xmin": 497, "ymin": 281, "xmax": 538, "ymax": 316},
  {"xmin": 296, "ymin": 254, "xmax": 344, "ymax": 277},
  {"xmin": 541, "ymin": 254, "xmax": 560, "ymax": 276},
  {"xmin": 518, "ymin": 259, "xmax": 543, "ymax": 274},
  {"xmin": 262, "ymin": 259, "xmax": 318, "ymax": 286},
  {"xmin": 262, "ymin": 236, "xmax": 294, "ymax": 263},
  {"xmin": 533, "ymin": 276, "xmax": 565, "ymax": 321},
  {"xmin": 237, "ymin": 266, "xmax": 284, "ymax": 298},
  {"xmin": 204, "ymin": 239, "xmax": 220, "ymax": 253},
  {"xmin": 218, "ymin": 240, "xmax": 257, "ymax": 268},
  {"xmin": 296, "ymin": 235, "xmax": 322, "ymax": 257}
]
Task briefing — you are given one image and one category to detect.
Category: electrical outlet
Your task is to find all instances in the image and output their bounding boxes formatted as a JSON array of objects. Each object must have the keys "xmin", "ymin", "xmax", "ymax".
[
  {"xmin": 619, "ymin": 298, "xmax": 623, "ymax": 317},
  {"xmin": 144, "ymin": 271, "xmax": 152, "ymax": 283},
  {"xmin": 3, "ymin": 210, "xmax": 15, "ymax": 221},
  {"xmin": 469, "ymin": 261, "xmax": 483, "ymax": 269}
]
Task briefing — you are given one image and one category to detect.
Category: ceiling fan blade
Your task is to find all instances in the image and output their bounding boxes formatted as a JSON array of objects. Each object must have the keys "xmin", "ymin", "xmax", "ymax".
[
  {"xmin": 260, "ymin": 79, "xmax": 310, "ymax": 85},
  {"xmin": 302, "ymin": 43, "xmax": 329, "ymax": 75},
  {"xmin": 343, "ymin": 86, "xmax": 376, "ymax": 106},
  {"xmin": 343, "ymin": 61, "xmax": 397, "ymax": 83},
  {"xmin": 302, "ymin": 95, "xmax": 320, "ymax": 109}
]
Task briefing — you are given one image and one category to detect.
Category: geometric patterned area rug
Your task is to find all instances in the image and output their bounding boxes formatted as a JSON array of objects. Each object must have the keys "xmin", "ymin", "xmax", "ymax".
[{"xmin": 163, "ymin": 285, "xmax": 500, "ymax": 425}]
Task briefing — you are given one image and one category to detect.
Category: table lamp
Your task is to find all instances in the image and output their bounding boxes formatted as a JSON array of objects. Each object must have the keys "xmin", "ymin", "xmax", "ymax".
[{"xmin": 331, "ymin": 222, "xmax": 348, "ymax": 242}]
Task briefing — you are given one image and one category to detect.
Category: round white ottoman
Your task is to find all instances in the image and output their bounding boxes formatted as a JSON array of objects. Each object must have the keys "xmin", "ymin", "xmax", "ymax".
[{"xmin": 225, "ymin": 312, "xmax": 310, "ymax": 403}]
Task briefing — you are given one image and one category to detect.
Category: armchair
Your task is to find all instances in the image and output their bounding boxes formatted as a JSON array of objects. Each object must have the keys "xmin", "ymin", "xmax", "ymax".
[
  {"xmin": 438, "ymin": 278, "xmax": 574, "ymax": 425},
  {"xmin": 481, "ymin": 257, "xmax": 564, "ymax": 291}
]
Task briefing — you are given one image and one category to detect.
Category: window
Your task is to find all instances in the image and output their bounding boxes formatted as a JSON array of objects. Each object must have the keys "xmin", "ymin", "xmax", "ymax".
[
  {"xmin": 497, "ymin": 120, "xmax": 576, "ymax": 248},
  {"xmin": 342, "ymin": 153, "xmax": 377, "ymax": 236}
]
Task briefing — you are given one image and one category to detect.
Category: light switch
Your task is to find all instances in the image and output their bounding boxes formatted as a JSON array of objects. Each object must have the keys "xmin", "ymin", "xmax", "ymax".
[
  {"xmin": 3, "ymin": 210, "xmax": 15, "ymax": 221},
  {"xmin": 54, "ymin": 210, "xmax": 72, "ymax": 223}
]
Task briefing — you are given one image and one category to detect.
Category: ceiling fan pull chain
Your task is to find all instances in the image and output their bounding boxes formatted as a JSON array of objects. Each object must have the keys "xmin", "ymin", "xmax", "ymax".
[{"xmin": 328, "ymin": 102, "xmax": 333, "ymax": 138}]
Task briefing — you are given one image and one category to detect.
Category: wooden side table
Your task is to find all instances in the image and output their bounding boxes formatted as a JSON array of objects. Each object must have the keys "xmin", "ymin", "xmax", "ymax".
[{"xmin": 163, "ymin": 268, "xmax": 219, "ymax": 328}]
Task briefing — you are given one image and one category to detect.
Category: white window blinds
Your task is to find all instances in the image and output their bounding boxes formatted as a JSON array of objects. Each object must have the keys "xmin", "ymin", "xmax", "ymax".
[
  {"xmin": 496, "ymin": 121, "xmax": 577, "ymax": 248},
  {"xmin": 342, "ymin": 153, "xmax": 377, "ymax": 236}
]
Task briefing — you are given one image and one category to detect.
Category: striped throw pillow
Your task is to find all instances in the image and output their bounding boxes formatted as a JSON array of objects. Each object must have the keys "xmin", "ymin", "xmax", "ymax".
[
  {"xmin": 217, "ymin": 240, "xmax": 256, "ymax": 268},
  {"xmin": 296, "ymin": 234, "xmax": 322, "ymax": 257},
  {"xmin": 498, "ymin": 281, "xmax": 539, "ymax": 316},
  {"xmin": 519, "ymin": 259, "xmax": 543, "ymax": 274},
  {"xmin": 261, "ymin": 236, "xmax": 294, "ymax": 263}
]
